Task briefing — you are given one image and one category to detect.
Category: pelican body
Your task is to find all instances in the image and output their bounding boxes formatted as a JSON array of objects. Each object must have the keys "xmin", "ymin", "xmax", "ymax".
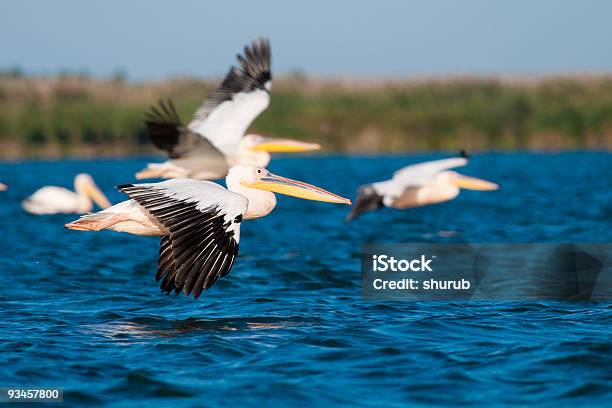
[
  {"xmin": 66, "ymin": 165, "xmax": 350, "ymax": 299},
  {"xmin": 346, "ymin": 155, "xmax": 499, "ymax": 221},
  {"xmin": 136, "ymin": 38, "xmax": 320, "ymax": 181},
  {"xmin": 22, "ymin": 174, "xmax": 111, "ymax": 215}
]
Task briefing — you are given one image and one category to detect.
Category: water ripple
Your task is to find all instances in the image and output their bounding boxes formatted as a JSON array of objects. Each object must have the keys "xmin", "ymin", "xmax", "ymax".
[{"xmin": 0, "ymin": 154, "xmax": 611, "ymax": 406}]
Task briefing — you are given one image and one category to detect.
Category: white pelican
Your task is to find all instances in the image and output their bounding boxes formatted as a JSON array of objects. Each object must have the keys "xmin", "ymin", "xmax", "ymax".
[
  {"xmin": 0, "ymin": 183, "xmax": 7, "ymax": 191},
  {"xmin": 22, "ymin": 173, "xmax": 111, "ymax": 215},
  {"xmin": 346, "ymin": 154, "xmax": 499, "ymax": 221},
  {"xmin": 65, "ymin": 165, "xmax": 351, "ymax": 299},
  {"xmin": 136, "ymin": 38, "xmax": 320, "ymax": 180}
]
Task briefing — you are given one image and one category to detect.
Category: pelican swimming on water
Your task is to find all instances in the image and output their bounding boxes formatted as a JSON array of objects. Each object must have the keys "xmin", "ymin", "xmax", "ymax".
[
  {"xmin": 136, "ymin": 38, "xmax": 320, "ymax": 180},
  {"xmin": 22, "ymin": 173, "xmax": 111, "ymax": 215},
  {"xmin": 65, "ymin": 165, "xmax": 351, "ymax": 298},
  {"xmin": 346, "ymin": 153, "xmax": 499, "ymax": 221}
]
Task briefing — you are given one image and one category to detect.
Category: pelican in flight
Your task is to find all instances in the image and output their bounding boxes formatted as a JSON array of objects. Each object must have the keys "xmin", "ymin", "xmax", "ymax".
[
  {"xmin": 23, "ymin": 173, "xmax": 111, "ymax": 215},
  {"xmin": 65, "ymin": 165, "xmax": 350, "ymax": 299},
  {"xmin": 346, "ymin": 154, "xmax": 499, "ymax": 221},
  {"xmin": 136, "ymin": 38, "xmax": 320, "ymax": 180}
]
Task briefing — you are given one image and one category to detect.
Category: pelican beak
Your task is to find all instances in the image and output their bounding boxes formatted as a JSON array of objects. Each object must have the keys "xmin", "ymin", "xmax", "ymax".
[
  {"xmin": 250, "ymin": 137, "xmax": 321, "ymax": 153},
  {"xmin": 453, "ymin": 175, "xmax": 499, "ymax": 191},
  {"xmin": 246, "ymin": 173, "xmax": 351, "ymax": 205},
  {"xmin": 85, "ymin": 182, "xmax": 112, "ymax": 209}
]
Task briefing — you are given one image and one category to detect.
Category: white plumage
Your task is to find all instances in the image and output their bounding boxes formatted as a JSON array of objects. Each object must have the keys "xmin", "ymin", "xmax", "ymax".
[
  {"xmin": 22, "ymin": 174, "xmax": 111, "ymax": 215},
  {"xmin": 391, "ymin": 157, "xmax": 468, "ymax": 187},
  {"xmin": 23, "ymin": 186, "xmax": 92, "ymax": 215},
  {"xmin": 188, "ymin": 87, "xmax": 271, "ymax": 155},
  {"xmin": 373, "ymin": 157, "xmax": 469, "ymax": 205}
]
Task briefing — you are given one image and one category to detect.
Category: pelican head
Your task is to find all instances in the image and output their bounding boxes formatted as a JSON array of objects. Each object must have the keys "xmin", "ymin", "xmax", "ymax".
[
  {"xmin": 74, "ymin": 174, "xmax": 112, "ymax": 210},
  {"xmin": 227, "ymin": 165, "xmax": 351, "ymax": 205},
  {"xmin": 345, "ymin": 185, "xmax": 384, "ymax": 222},
  {"xmin": 440, "ymin": 171, "xmax": 499, "ymax": 191},
  {"xmin": 240, "ymin": 134, "xmax": 321, "ymax": 153}
]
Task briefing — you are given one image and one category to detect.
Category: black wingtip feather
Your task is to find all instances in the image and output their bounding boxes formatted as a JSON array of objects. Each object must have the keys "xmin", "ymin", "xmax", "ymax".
[
  {"xmin": 117, "ymin": 183, "xmax": 134, "ymax": 191},
  {"xmin": 238, "ymin": 37, "xmax": 272, "ymax": 86},
  {"xmin": 144, "ymin": 99, "xmax": 185, "ymax": 155}
]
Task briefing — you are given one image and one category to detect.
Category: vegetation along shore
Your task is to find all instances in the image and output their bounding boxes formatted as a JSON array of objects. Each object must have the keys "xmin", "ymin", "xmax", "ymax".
[{"xmin": 1, "ymin": 72, "xmax": 611, "ymax": 158}]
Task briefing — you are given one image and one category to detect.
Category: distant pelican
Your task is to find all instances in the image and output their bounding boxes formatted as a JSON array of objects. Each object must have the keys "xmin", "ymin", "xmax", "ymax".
[
  {"xmin": 0, "ymin": 183, "xmax": 7, "ymax": 191},
  {"xmin": 23, "ymin": 174, "xmax": 111, "ymax": 215},
  {"xmin": 66, "ymin": 165, "xmax": 351, "ymax": 298},
  {"xmin": 346, "ymin": 154, "xmax": 499, "ymax": 221},
  {"xmin": 136, "ymin": 38, "xmax": 320, "ymax": 180}
]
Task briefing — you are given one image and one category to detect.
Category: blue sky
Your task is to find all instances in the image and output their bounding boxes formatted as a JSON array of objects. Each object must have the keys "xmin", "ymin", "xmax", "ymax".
[{"xmin": 1, "ymin": 0, "xmax": 611, "ymax": 80}]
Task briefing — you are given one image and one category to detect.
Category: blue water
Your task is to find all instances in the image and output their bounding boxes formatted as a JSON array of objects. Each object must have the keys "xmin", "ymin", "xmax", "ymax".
[{"xmin": 0, "ymin": 153, "xmax": 611, "ymax": 407}]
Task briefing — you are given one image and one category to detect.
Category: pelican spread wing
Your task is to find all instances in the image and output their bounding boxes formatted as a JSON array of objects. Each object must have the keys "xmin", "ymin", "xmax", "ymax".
[
  {"xmin": 188, "ymin": 38, "xmax": 272, "ymax": 154},
  {"xmin": 118, "ymin": 179, "xmax": 247, "ymax": 298},
  {"xmin": 392, "ymin": 157, "xmax": 468, "ymax": 187},
  {"xmin": 146, "ymin": 100, "xmax": 229, "ymax": 178}
]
